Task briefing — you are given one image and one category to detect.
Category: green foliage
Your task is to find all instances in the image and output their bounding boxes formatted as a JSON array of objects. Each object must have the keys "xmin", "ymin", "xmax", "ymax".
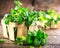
[
  {"xmin": 4, "ymin": 0, "xmax": 30, "ymax": 25},
  {"xmin": 39, "ymin": 11, "xmax": 46, "ymax": 16},
  {"xmin": 16, "ymin": 36, "xmax": 26, "ymax": 45},
  {"xmin": 4, "ymin": 0, "xmax": 39, "ymax": 28},
  {"xmin": 29, "ymin": 46, "xmax": 34, "ymax": 48},
  {"xmin": 44, "ymin": 18, "xmax": 53, "ymax": 27},
  {"xmin": 36, "ymin": 29, "xmax": 44, "ymax": 39},
  {"xmin": 4, "ymin": 0, "xmax": 60, "ymax": 29},
  {"xmin": 26, "ymin": 36, "xmax": 33, "ymax": 45},
  {"xmin": 44, "ymin": 16, "xmax": 58, "ymax": 28},
  {"xmin": 34, "ymin": 38, "xmax": 40, "ymax": 46},
  {"xmin": 14, "ymin": 0, "xmax": 21, "ymax": 5},
  {"xmin": 47, "ymin": 10, "xmax": 56, "ymax": 16},
  {"xmin": 26, "ymin": 29, "xmax": 48, "ymax": 46},
  {"xmin": 25, "ymin": 11, "xmax": 39, "ymax": 29},
  {"xmin": 38, "ymin": 10, "xmax": 60, "ymax": 29},
  {"xmin": 3, "ymin": 0, "xmax": 60, "ymax": 29},
  {"xmin": 38, "ymin": 11, "xmax": 46, "ymax": 22},
  {"xmin": 57, "ymin": 14, "xmax": 60, "ymax": 21},
  {"xmin": 4, "ymin": 14, "xmax": 12, "ymax": 24},
  {"xmin": 15, "ymin": 29, "xmax": 48, "ymax": 46}
]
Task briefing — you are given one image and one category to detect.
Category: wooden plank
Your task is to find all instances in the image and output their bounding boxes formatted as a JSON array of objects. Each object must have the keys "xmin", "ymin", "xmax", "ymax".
[
  {"xmin": 17, "ymin": 25, "xmax": 22, "ymax": 37},
  {"xmin": 1, "ymin": 19, "xmax": 8, "ymax": 38},
  {"xmin": 8, "ymin": 22, "xmax": 16, "ymax": 41},
  {"xmin": 22, "ymin": 24, "xmax": 27, "ymax": 37},
  {"xmin": 17, "ymin": 22, "xmax": 27, "ymax": 37}
]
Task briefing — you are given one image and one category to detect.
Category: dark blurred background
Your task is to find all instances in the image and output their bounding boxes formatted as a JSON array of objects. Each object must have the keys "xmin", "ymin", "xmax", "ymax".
[{"xmin": 0, "ymin": 0, "xmax": 60, "ymax": 17}]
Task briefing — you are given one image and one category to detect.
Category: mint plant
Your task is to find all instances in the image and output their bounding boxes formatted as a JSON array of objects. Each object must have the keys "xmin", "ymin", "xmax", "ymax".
[
  {"xmin": 25, "ymin": 10, "xmax": 39, "ymax": 30},
  {"xmin": 4, "ymin": 0, "xmax": 29, "ymax": 25},
  {"xmin": 16, "ymin": 29, "xmax": 48, "ymax": 46}
]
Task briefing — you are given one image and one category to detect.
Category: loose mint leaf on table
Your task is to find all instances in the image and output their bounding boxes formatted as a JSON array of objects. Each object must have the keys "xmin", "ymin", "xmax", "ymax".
[
  {"xmin": 0, "ymin": 39, "xmax": 5, "ymax": 43},
  {"xmin": 29, "ymin": 46, "xmax": 34, "ymax": 48}
]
